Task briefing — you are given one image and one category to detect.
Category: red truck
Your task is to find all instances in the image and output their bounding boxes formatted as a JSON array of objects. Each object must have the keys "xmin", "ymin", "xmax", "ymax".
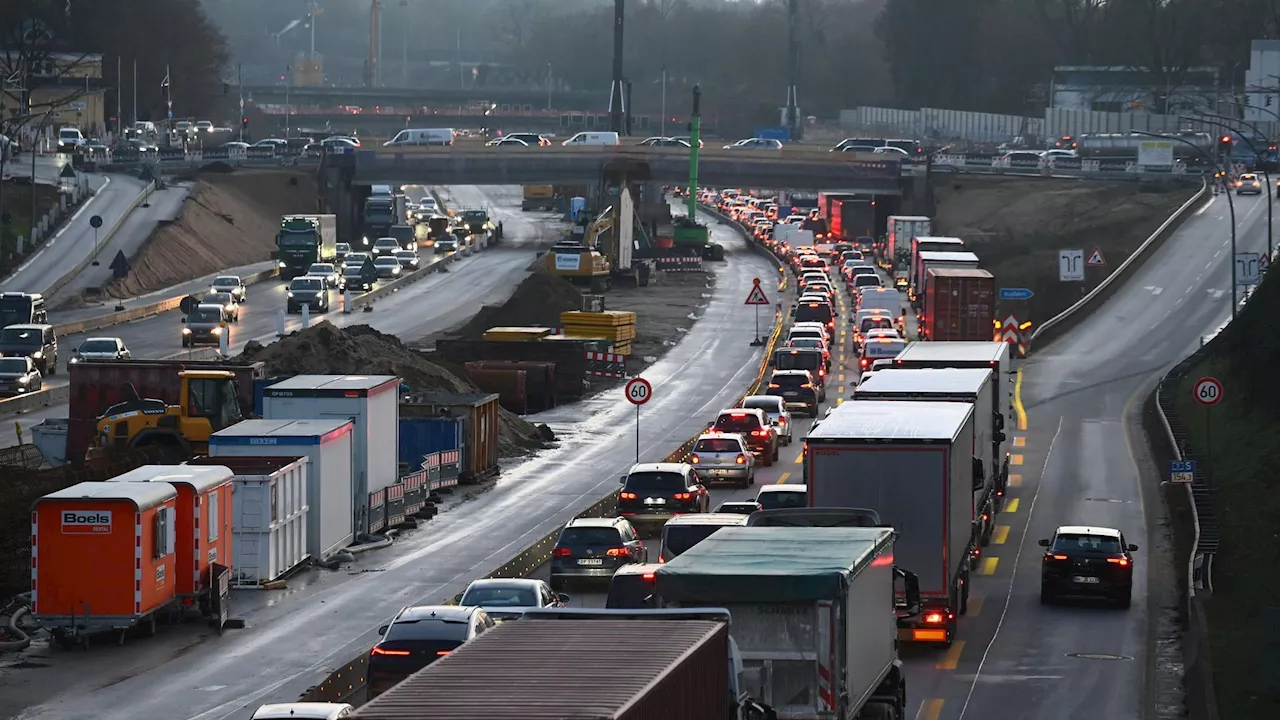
[
  {"xmin": 827, "ymin": 197, "xmax": 876, "ymax": 245},
  {"xmin": 921, "ymin": 268, "xmax": 996, "ymax": 341},
  {"xmin": 67, "ymin": 360, "xmax": 267, "ymax": 462}
]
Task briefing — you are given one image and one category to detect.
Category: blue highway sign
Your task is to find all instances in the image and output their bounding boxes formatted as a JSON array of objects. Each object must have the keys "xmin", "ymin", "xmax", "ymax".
[
  {"xmin": 999, "ymin": 288, "xmax": 1035, "ymax": 301},
  {"xmin": 1169, "ymin": 460, "xmax": 1196, "ymax": 484}
]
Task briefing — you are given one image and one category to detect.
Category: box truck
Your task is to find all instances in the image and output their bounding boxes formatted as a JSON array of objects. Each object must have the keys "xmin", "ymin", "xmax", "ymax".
[
  {"xmin": 909, "ymin": 236, "xmax": 966, "ymax": 303},
  {"xmin": 914, "ymin": 250, "xmax": 980, "ymax": 309},
  {"xmin": 921, "ymin": 268, "xmax": 996, "ymax": 341},
  {"xmin": 885, "ymin": 215, "xmax": 932, "ymax": 270},
  {"xmin": 853, "ymin": 367, "xmax": 1009, "ymax": 546},
  {"xmin": 276, "ymin": 214, "xmax": 338, "ymax": 280},
  {"xmin": 655, "ymin": 526, "xmax": 912, "ymax": 719},
  {"xmin": 805, "ymin": 401, "xmax": 978, "ymax": 646}
]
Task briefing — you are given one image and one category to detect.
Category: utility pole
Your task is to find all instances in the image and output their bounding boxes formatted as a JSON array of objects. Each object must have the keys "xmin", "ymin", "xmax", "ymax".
[
  {"xmin": 546, "ymin": 63, "xmax": 552, "ymax": 111},
  {"xmin": 400, "ymin": 0, "xmax": 410, "ymax": 87},
  {"xmin": 608, "ymin": 0, "xmax": 626, "ymax": 135},
  {"xmin": 237, "ymin": 63, "xmax": 244, "ymax": 141},
  {"xmin": 785, "ymin": 0, "xmax": 800, "ymax": 139},
  {"xmin": 660, "ymin": 66, "xmax": 667, "ymax": 137},
  {"xmin": 285, "ymin": 65, "xmax": 292, "ymax": 139},
  {"xmin": 131, "ymin": 59, "xmax": 137, "ymax": 125}
]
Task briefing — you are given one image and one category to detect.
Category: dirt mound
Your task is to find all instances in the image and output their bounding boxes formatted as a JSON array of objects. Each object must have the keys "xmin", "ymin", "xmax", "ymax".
[
  {"xmin": 102, "ymin": 169, "xmax": 319, "ymax": 298},
  {"xmin": 456, "ymin": 267, "xmax": 584, "ymax": 338},
  {"xmin": 236, "ymin": 322, "xmax": 547, "ymax": 457}
]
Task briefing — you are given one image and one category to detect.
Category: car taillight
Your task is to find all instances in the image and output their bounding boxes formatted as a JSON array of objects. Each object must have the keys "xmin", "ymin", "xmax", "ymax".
[
  {"xmin": 768, "ymin": 383, "xmax": 780, "ymax": 389},
  {"xmin": 553, "ymin": 547, "xmax": 572, "ymax": 557},
  {"xmin": 778, "ymin": 417, "xmax": 787, "ymax": 424},
  {"xmin": 735, "ymin": 454, "xmax": 747, "ymax": 464},
  {"xmin": 690, "ymin": 454, "xmax": 701, "ymax": 464},
  {"xmin": 752, "ymin": 429, "xmax": 768, "ymax": 437},
  {"xmin": 606, "ymin": 547, "xmax": 631, "ymax": 557},
  {"xmin": 674, "ymin": 492, "xmax": 692, "ymax": 501},
  {"xmin": 860, "ymin": 358, "xmax": 870, "ymax": 368},
  {"xmin": 435, "ymin": 650, "xmax": 451, "ymax": 656},
  {"xmin": 371, "ymin": 646, "xmax": 411, "ymax": 656},
  {"xmin": 643, "ymin": 572, "xmax": 656, "ymax": 580},
  {"xmin": 1046, "ymin": 554, "xmax": 1068, "ymax": 561},
  {"xmin": 620, "ymin": 491, "xmax": 637, "ymax": 500},
  {"xmin": 923, "ymin": 612, "xmax": 949, "ymax": 625},
  {"xmin": 1107, "ymin": 557, "xmax": 1129, "ymax": 566}
]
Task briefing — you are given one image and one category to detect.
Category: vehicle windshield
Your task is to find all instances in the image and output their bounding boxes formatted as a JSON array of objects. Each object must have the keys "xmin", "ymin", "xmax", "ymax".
[
  {"xmin": 375, "ymin": 257, "xmax": 398, "ymax": 266},
  {"xmin": 0, "ymin": 297, "xmax": 35, "ymax": 326},
  {"xmin": 343, "ymin": 266, "xmax": 364, "ymax": 277},
  {"xmin": 624, "ymin": 471, "xmax": 686, "ymax": 493},
  {"xmin": 855, "ymin": 275, "xmax": 881, "ymax": 287},
  {"xmin": 309, "ymin": 264, "xmax": 334, "ymax": 275},
  {"xmin": 713, "ymin": 413, "xmax": 763, "ymax": 433},
  {"xmin": 188, "ymin": 307, "xmax": 221, "ymax": 323},
  {"xmin": 742, "ymin": 397, "xmax": 782, "ymax": 413},
  {"xmin": 395, "ymin": 251, "xmax": 416, "ymax": 259},
  {"xmin": 558, "ymin": 527, "xmax": 622, "ymax": 546},
  {"xmin": 794, "ymin": 304, "xmax": 833, "ymax": 324},
  {"xmin": 213, "ymin": 277, "xmax": 238, "ymax": 288},
  {"xmin": 389, "ymin": 226, "xmax": 415, "ymax": 243},
  {"xmin": 0, "ymin": 328, "xmax": 40, "ymax": 346},
  {"xmin": 663, "ymin": 525, "xmax": 730, "ymax": 558},
  {"xmin": 207, "ymin": 292, "xmax": 233, "ymax": 305},
  {"xmin": 280, "ymin": 233, "xmax": 317, "ymax": 248},
  {"xmin": 462, "ymin": 211, "xmax": 487, "ymax": 223},
  {"xmin": 758, "ymin": 490, "xmax": 807, "ymax": 510},
  {"xmin": 290, "ymin": 278, "xmax": 323, "ymax": 292},
  {"xmin": 335, "ymin": 243, "xmax": 351, "ymax": 253},
  {"xmin": 0, "ymin": 358, "xmax": 28, "ymax": 373},
  {"xmin": 860, "ymin": 317, "xmax": 894, "ymax": 332},
  {"xmin": 775, "ymin": 351, "xmax": 822, "ymax": 372},
  {"xmin": 375, "ymin": 238, "xmax": 399, "ymax": 248},
  {"xmin": 787, "ymin": 339, "xmax": 824, "ymax": 350},
  {"xmin": 1052, "ymin": 533, "xmax": 1124, "ymax": 554},
  {"xmin": 384, "ymin": 618, "xmax": 469, "ymax": 644},
  {"xmin": 769, "ymin": 374, "xmax": 811, "ymax": 391},
  {"xmin": 460, "ymin": 585, "xmax": 537, "ymax": 607},
  {"xmin": 78, "ymin": 339, "xmax": 118, "ymax": 353},
  {"xmin": 695, "ymin": 437, "xmax": 744, "ymax": 453}
]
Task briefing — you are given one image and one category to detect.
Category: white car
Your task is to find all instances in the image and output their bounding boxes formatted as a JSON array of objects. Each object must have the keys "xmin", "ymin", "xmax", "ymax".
[
  {"xmin": 723, "ymin": 138, "xmax": 784, "ymax": 150},
  {"xmin": 858, "ymin": 327, "xmax": 901, "ymax": 354},
  {"xmin": 740, "ymin": 394, "xmax": 794, "ymax": 445},
  {"xmin": 211, "ymin": 275, "xmax": 247, "ymax": 302},
  {"xmin": 306, "ymin": 263, "xmax": 340, "ymax": 288},
  {"xmin": 454, "ymin": 578, "xmax": 567, "ymax": 623}
]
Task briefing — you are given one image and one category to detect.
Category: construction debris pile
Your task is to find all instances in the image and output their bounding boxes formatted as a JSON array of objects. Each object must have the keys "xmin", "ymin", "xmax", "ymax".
[
  {"xmin": 237, "ymin": 323, "xmax": 549, "ymax": 456},
  {"xmin": 457, "ymin": 269, "xmax": 584, "ymax": 339}
]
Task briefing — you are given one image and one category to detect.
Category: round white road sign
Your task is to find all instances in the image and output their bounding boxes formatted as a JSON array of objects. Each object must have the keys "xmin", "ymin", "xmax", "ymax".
[
  {"xmin": 625, "ymin": 377, "xmax": 653, "ymax": 406},
  {"xmin": 1193, "ymin": 377, "xmax": 1222, "ymax": 406}
]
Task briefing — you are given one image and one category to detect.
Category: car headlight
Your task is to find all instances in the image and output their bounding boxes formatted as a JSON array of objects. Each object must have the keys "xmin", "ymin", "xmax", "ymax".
[
  {"xmin": 278, "ymin": 261, "xmax": 287, "ymax": 268},
  {"xmin": 362, "ymin": 237, "xmax": 370, "ymax": 246},
  {"xmin": 31, "ymin": 351, "xmax": 42, "ymax": 359},
  {"xmin": 211, "ymin": 327, "xmax": 222, "ymax": 335},
  {"xmin": 69, "ymin": 357, "xmax": 79, "ymax": 364},
  {"xmin": 182, "ymin": 327, "xmax": 192, "ymax": 335},
  {"xmin": 287, "ymin": 291, "xmax": 294, "ymax": 298}
]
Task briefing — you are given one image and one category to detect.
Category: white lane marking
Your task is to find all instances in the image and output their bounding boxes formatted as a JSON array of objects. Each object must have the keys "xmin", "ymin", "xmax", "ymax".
[
  {"xmin": 6, "ymin": 174, "xmax": 114, "ymax": 278},
  {"xmin": 1184, "ymin": 286, "xmax": 1193, "ymax": 295},
  {"xmin": 1151, "ymin": 287, "xmax": 1162, "ymax": 295},
  {"xmin": 956, "ymin": 417, "xmax": 1064, "ymax": 720},
  {"xmin": 1195, "ymin": 196, "xmax": 1215, "ymax": 215},
  {"xmin": 1205, "ymin": 262, "xmax": 1213, "ymax": 270},
  {"xmin": 1213, "ymin": 249, "xmax": 1222, "ymax": 258},
  {"xmin": 1208, "ymin": 289, "xmax": 1225, "ymax": 299}
]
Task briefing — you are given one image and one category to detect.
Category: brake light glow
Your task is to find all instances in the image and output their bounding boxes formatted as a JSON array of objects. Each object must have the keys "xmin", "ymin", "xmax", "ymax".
[
  {"xmin": 620, "ymin": 491, "xmax": 638, "ymax": 500},
  {"xmin": 606, "ymin": 547, "xmax": 631, "ymax": 557},
  {"xmin": 435, "ymin": 650, "xmax": 451, "ymax": 656},
  {"xmin": 371, "ymin": 647, "xmax": 411, "ymax": 656},
  {"xmin": 643, "ymin": 572, "xmax": 656, "ymax": 581},
  {"xmin": 1047, "ymin": 554, "xmax": 1068, "ymax": 561},
  {"xmin": 1107, "ymin": 557, "xmax": 1129, "ymax": 566},
  {"xmin": 768, "ymin": 383, "xmax": 780, "ymax": 389},
  {"xmin": 735, "ymin": 454, "xmax": 747, "ymax": 464},
  {"xmin": 778, "ymin": 417, "xmax": 787, "ymax": 424},
  {"xmin": 690, "ymin": 454, "xmax": 701, "ymax": 464},
  {"xmin": 553, "ymin": 547, "xmax": 572, "ymax": 557},
  {"xmin": 860, "ymin": 358, "xmax": 870, "ymax": 368},
  {"xmin": 923, "ymin": 612, "xmax": 948, "ymax": 625}
]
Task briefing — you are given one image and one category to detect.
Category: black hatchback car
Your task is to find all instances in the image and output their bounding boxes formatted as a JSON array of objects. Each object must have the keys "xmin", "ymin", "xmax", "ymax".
[
  {"xmin": 369, "ymin": 605, "xmax": 493, "ymax": 697},
  {"xmin": 550, "ymin": 517, "xmax": 647, "ymax": 590},
  {"xmin": 1039, "ymin": 525, "xmax": 1138, "ymax": 608},
  {"xmin": 617, "ymin": 462, "xmax": 710, "ymax": 529}
]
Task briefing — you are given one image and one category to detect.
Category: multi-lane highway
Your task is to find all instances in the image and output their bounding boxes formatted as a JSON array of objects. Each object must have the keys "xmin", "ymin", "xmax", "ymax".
[{"xmin": 5, "ymin": 199, "xmax": 781, "ymax": 720}]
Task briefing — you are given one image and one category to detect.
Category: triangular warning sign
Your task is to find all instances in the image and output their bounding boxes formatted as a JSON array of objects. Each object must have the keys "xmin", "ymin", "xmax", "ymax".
[
  {"xmin": 1086, "ymin": 248, "xmax": 1106, "ymax": 267},
  {"xmin": 744, "ymin": 283, "xmax": 771, "ymax": 306}
]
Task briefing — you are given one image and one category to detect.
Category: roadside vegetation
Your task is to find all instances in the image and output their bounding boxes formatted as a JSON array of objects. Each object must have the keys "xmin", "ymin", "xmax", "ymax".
[
  {"xmin": 0, "ymin": 181, "xmax": 63, "ymax": 275},
  {"xmin": 1171, "ymin": 267, "xmax": 1280, "ymax": 720}
]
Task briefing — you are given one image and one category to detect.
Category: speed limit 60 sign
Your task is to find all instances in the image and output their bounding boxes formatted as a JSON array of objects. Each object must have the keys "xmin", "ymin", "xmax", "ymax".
[
  {"xmin": 1193, "ymin": 377, "xmax": 1222, "ymax": 406},
  {"xmin": 625, "ymin": 377, "xmax": 652, "ymax": 406}
]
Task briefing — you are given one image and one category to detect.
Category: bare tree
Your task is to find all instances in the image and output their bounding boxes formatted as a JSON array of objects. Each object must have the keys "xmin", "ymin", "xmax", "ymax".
[
  {"xmin": 1034, "ymin": 0, "xmax": 1106, "ymax": 64},
  {"xmin": 495, "ymin": 1, "xmax": 537, "ymax": 50},
  {"xmin": 0, "ymin": 3, "xmax": 96, "ymax": 145}
]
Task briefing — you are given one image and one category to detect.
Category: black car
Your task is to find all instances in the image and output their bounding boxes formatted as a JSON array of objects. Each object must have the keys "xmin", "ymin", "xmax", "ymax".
[
  {"xmin": 765, "ymin": 369, "xmax": 820, "ymax": 416},
  {"xmin": 1039, "ymin": 525, "xmax": 1138, "ymax": 607},
  {"xmin": 339, "ymin": 265, "xmax": 373, "ymax": 292},
  {"xmin": 616, "ymin": 462, "xmax": 710, "ymax": 528},
  {"xmin": 549, "ymin": 517, "xmax": 647, "ymax": 590},
  {"xmin": 0, "ymin": 356, "xmax": 42, "ymax": 396},
  {"xmin": 0, "ymin": 323, "xmax": 57, "ymax": 375},
  {"xmin": 286, "ymin": 276, "xmax": 329, "ymax": 313},
  {"xmin": 369, "ymin": 605, "xmax": 492, "ymax": 697},
  {"xmin": 605, "ymin": 563, "xmax": 664, "ymax": 609}
]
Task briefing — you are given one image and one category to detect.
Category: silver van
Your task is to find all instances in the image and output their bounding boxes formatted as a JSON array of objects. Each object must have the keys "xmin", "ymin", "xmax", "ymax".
[
  {"xmin": 561, "ymin": 131, "xmax": 621, "ymax": 146},
  {"xmin": 383, "ymin": 128, "xmax": 455, "ymax": 146}
]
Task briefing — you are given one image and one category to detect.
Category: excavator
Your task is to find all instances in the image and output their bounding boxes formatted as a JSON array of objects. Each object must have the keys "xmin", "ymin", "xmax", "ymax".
[
  {"xmin": 546, "ymin": 190, "xmax": 654, "ymax": 292},
  {"xmin": 86, "ymin": 370, "xmax": 245, "ymax": 461}
]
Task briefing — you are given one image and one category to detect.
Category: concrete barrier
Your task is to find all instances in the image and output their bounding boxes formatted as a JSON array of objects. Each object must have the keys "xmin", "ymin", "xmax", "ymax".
[
  {"xmin": 44, "ymin": 177, "xmax": 154, "ymax": 298},
  {"xmin": 350, "ymin": 250, "xmax": 461, "ymax": 309},
  {"xmin": 1030, "ymin": 178, "xmax": 1209, "ymax": 350}
]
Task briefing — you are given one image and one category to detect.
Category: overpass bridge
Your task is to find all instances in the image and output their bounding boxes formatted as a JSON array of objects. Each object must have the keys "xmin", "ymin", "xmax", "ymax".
[
  {"xmin": 257, "ymin": 109, "xmax": 663, "ymax": 136},
  {"xmin": 340, "ymin": 146, "xmax": 905, "ymax": 193},
  {"xmin": 239, "ymin": 84, "xmax": 605, "ymax": 112}
]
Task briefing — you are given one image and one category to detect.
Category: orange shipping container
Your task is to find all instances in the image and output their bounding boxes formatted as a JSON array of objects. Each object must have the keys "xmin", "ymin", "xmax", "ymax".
[
  {"xmin": 33, "ymin": 482, "xmax": 179, "ymax": 630},
  {"xmin": 106, "ymin": 465, "xmax": 235, "ymax": 599}
]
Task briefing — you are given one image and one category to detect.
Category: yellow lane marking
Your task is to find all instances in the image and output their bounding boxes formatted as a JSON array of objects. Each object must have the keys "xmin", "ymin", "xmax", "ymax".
[
  {"xmin": 967, "ymin": 593, "xmax": 985, "ymax": 617},
  {"xmin": 837, "ymin": 397, "xmax": 844, "ymax": 406},
  {"xmin": 794, "ymin": 453, "xmax": 804, "ymax": 465},
  {"xmin": 777, "ymin": 471, "xmax": 791, "ymax": 485},
  {"xmin": 838, "ymin": 374, "xmax": 844, "ymax": 382},
  {"xmin": 1010, "ymin": 454, "xmax": 1023, "ymax": 466},
  {"xmin": 936, "ymin": 641, "xmax": 965, "ymax": 670},
  {"xmin": 1013, "ymin": 436, "xmax": 1026, "ymax": 447},
  {"xmin": 992, "ymin": 525, "xmax": 1010, "ymax": 544},
  {"xmin": 1014, "ymin": 367, "xmax": 1028, "ymax": 430},
  {"xmin": 1008, "ymin": 473, "xmax": 1022, "ymax": 487},
  {"xmin": 1004, "ymin": 498, "xmax": 1020, "ymax": 513},
  {"xmin": 917, "ymin": 699, "xmax": 945, "ymax": 720},
  {"xmin": 979, "ymin": 557, "xmax": 999, "ymax": 575}
]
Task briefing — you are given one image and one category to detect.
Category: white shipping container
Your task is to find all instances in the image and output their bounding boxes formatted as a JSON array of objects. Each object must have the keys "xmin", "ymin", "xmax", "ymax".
[
  {"xmin": 210, "ymin": 418, "xmax": 355, "ymax": 560},
  {"xmin": 189, "ymin": 456, "xmax": 311, "ymax": 586},
  {"xmin": 262, "ymin": 375, "xmax": 400, "ymax": 535}
]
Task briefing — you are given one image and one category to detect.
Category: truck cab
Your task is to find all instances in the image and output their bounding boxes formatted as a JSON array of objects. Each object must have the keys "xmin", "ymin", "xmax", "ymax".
[{"xmin": 95, "ymin": 371, "xmax": 243, "ymax": 458}]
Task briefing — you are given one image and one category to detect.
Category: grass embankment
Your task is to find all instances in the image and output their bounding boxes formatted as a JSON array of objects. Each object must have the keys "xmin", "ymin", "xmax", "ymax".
[
  {"xmin": 0, "ymin": 181, "xmax": 61, "ymax": 274},
  {"xmin": 1171, "ymin": 268, "xmax": 1280, "ymax": 719}
]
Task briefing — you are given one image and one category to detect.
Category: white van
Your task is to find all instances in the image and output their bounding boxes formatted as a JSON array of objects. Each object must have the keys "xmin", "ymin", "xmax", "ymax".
[
  {"xmin": 251, "ymin": 703, "xmax": 353, "ymax": 720},
  {"xmin": 561, "ymin": 131, "xmax": 620, "ymax": 146},
  {"xmin": 56, "ymin": 127, "xmax": 85, "ymax": 149},
  {"xmin": 383, "ymin": 128, "xmax": 455, "ymax": 147}
]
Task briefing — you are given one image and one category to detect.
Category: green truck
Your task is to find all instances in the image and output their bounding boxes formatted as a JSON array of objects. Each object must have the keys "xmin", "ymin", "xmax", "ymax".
[{"xmin": 275, "ymin": 214, "xmax": 338, "ymax": 280}]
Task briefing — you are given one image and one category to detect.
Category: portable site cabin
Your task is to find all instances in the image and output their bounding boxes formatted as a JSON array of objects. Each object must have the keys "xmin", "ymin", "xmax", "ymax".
[
  {"xmin": 106, "ymin": 465, "xmax": 235, "ymax": 599},
  {"xmin": 32, "ymin": 481, "xmax": 180, "ymax": 633}
]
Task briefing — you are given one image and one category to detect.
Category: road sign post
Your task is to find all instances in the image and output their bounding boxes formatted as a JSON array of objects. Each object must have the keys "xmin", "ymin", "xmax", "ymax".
[
  {"xmin": 1058, "ymin": 249, "xmax": 1084, "ymax": 282},
  {"xmin": 625, "ymin": 377, "xmax": 653, "ymax": 464},
  {"xmin": 1235, "ymin": 252, "xmax": 1261, "ymax": 286},
  {"xmin": 999, "ymin": 288, "xmax": 1034, "ymax": 301},
  {"xmin": 1168, "ymin": 460, "xmax": 1196, "ymax": 484},
  {"xmin": 1193, "ymin": 376, "xmax": 1222, "ymax": 481},
  {"xmin": 744, "ymin": 277, "xmax": 771, "ymax": 346},
  {"xmin": 89, "ymin": 214, "xmax": 103, "ymax": 265}
]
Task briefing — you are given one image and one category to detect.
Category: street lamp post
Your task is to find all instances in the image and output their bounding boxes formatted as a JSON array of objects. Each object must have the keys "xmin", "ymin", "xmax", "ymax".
[
  {"xmin": 1134, "ymin": 130, "xmax": 1237, "ymax": 321},
  {"xmin": 1192, "ymin": 112, "xmax": 1273, "ymax": 262}
]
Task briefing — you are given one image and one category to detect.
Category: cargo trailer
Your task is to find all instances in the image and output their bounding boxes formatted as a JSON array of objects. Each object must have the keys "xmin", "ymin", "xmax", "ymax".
[
  {"xmin": 400, "ymin": 392, "xmax": 500, "ymax": 483},
  {"xmin": 828, "ymin": 197, "xmax": 876, "ymax": 244},
  {"xmin": 806, "ymin": 402, "xmax": 978, "ymax": 646},
  {"xmin": 908, "ymin": 236, "xmax": 965, "ymax": 303},
  {"xmin": 350, "ymin": 618, "xmax": 733, "ymax": 720},
  {"xmin": 656, "ymin": 526, "xmax": 909, "ymax": 719},
  {"xmin": 885, "ymin": 215, "xmax": 932, "ymax": 268},
  {"xmin": 921, "ymin": 268, "xmax": 995, "ymax": 341},
  {"xmin": 893, "ymin": 340, "xmax": 1015, "ymax": 423},
  {"xmin": 915, "ymin": 251, "xmax": 980, "ymax": 309}
]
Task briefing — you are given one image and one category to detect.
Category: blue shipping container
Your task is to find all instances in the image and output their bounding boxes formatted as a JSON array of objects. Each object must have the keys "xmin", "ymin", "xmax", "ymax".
[
  {"xmin": 754, "ymin": 126, "xmax": 792, "ymax": 142},
  {"xmin": 398, "ymin": 417, "xmax": 465, "ymax": 469},
  {"xmin": 252, "ymin": 377, "xmax": 285, "ymax": 417}
]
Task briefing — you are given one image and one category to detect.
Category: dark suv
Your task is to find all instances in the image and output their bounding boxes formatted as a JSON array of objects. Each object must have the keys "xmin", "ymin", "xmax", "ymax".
[
  {"xmin": 0, "ymin": 323, "xmax": 57, "ymax": 375},
  {"xmin": 709, "ymin": 408, "xmax": 779, "ymax": 466},
  {"xmin": 1039, "ymin": 525, "xmax": 1138, "ymax": 608},
  {"xmin": 773, "ymin": 347, "xmax": 828, "ymax": 391},
  {"xmin": 550, "ymin": 516, "xmax": 647, "ymax": 590},
  {"xmin": 369, "ymin": 605, "xmax": 492, "ymax": 697},
  {"xmin": 617, "ymin": 462, "xmax": 709, "ymax": 528},
  {"xmin": 765, "ymin": 369, "xmax": 820, "ymax": 416}
]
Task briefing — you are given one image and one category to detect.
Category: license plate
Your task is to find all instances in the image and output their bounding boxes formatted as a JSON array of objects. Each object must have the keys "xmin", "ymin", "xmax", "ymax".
[
  {"xmin": 577, "ymin": 559, "xmax": 604, "ymax": 566},
  {"xmin": 784, "ymin": 391, "xmax": 798, "ymax": 397},
  {"xmin": 643, "ymin": 498, "xmax": 666, "ymax": 505},
  {"xmin": 1072, "ymin": 576, "xmax": 1100, "ymax": 584},
  {"xmin": 711, "ymin": 469, "xmax": 729, "ymax": 476}
]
